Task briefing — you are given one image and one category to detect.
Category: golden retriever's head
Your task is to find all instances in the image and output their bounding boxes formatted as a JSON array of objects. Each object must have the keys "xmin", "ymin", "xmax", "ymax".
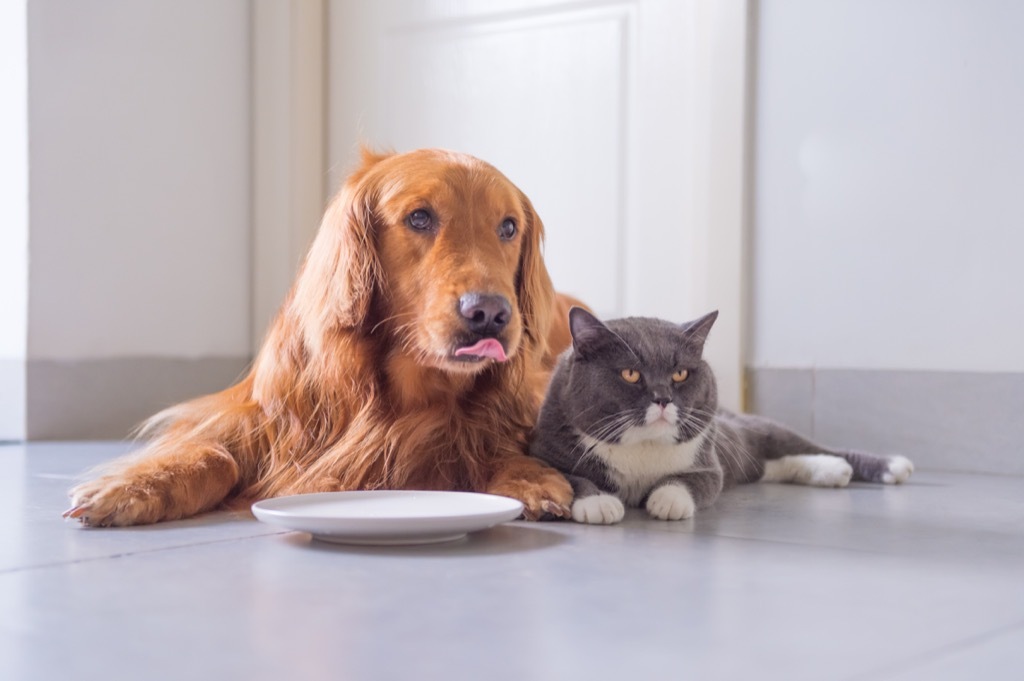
[{"xmin": 294, "ymin": 148, "xmax": 555, "ymax": 375}]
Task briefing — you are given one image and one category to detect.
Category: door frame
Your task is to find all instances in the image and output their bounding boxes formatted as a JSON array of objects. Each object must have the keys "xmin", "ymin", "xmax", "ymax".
[
  {"xmin": 690, "ymin": 0, "xmax": 754, "ymax": 411},
  {"xmin": 250, "ymin": 0, "xmax": 327, "ymax": 350}
]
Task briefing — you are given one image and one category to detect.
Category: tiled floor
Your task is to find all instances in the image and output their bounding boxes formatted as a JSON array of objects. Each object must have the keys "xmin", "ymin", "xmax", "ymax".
[{"xmin": 2, "ymin": 441, "xmax": 1023, "ymax": 681}]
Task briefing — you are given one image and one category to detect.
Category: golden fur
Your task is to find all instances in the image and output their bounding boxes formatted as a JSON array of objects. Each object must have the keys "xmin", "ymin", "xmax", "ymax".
[{"xmin": 66, "ymin": 148, "xmax": 578, "ymax": 526}]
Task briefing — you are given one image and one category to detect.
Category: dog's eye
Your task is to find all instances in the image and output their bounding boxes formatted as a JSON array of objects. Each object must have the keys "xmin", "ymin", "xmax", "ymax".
[
  {"xmin": 498, "ymin": 218, "xmax": 517, "ymax": 240},
  {"xmin": 406, "ymin": 209, "xmax": 434, "ymax": 232}
]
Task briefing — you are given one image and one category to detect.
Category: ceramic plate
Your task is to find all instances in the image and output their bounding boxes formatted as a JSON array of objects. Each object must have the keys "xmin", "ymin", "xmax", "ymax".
[{"xmin": 251, "ymin": 490, "xmax": 524, "ymax": 545}]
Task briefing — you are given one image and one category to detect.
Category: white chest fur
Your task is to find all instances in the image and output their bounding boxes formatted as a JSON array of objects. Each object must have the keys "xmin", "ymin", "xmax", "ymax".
[{"xmin": 579, "ymin": 428, "xmax": 709, "ymax": 506}]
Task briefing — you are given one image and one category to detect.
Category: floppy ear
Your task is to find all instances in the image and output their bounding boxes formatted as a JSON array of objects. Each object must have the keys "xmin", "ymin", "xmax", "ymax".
[
  {"xmin": 291, "ymin": 152, "xmax": 387, "ymax": 346},
  {"xmin": 516, "ymin": 192, "xmax": 556, "ymax": 357}
]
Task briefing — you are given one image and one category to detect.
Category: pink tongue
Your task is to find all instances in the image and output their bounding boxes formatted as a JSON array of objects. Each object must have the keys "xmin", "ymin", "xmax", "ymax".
[{"xmin": 454, "ymin": 338, "xmax": 508, "ymax": 362}]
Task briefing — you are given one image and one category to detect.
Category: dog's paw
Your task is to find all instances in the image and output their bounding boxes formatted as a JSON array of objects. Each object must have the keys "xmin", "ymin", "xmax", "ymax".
[
  {"xmin": 571, "ymin": 494, "xmax": 625, "ymax": 524},
  {"xmin": 64, "ymin": 475, "xmax": 172, "ymax": 527},
  {"xmin": 882, "ymin": 455, "xmax": 914, "ymax": 484},
  {"xmin": 488, "ymin": 472, "xmax": 573, "ymax": 521},
  {"xmin": 646, "ymin": 484, "xmax": 695, "ymax": 520}
]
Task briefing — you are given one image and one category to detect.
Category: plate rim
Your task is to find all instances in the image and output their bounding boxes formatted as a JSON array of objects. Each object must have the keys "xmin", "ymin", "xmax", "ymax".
[{"xmin": 250, "ymin": 489, "xmax": 525, "ymax": 538}]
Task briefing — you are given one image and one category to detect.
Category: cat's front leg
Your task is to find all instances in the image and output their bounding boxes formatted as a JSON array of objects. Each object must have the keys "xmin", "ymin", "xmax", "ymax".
[
  {"xmin": 565, "ymin": 474, "xmax": 625, "ymax": 525},
  {"xmin": 646, "ymin": 484, "xmax": 696, "ymax": 520},
  {"xmin": 645, "ymin": 470, "xmax": 723, "ymax": 521}
]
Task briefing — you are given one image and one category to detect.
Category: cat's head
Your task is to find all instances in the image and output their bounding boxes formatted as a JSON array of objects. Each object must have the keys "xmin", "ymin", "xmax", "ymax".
[{"xmin": 562, "ymin": 308, "xmax": 719, "ymax": 445}]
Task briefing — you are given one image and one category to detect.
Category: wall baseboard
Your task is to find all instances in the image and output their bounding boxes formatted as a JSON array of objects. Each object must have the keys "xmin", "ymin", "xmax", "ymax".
[
  {"xmin": 23, "ymin": 360, "xmax": 1022, "ymax": 475},
  {"xmin": 747, "ymin": 368, "xmax": 1024, "ymax": 476},
  {"xmin": 26, "ymin": 356, "xmax": 251, "ymax": 440}
]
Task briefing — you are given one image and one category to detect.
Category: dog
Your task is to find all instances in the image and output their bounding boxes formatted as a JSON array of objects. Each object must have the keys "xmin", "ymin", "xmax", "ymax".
[{"xmin": 65, "ymin": 148, "xmax": 578, "ymax": 526}]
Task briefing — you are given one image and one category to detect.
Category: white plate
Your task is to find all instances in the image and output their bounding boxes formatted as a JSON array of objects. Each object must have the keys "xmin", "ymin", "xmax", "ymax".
[{"xmin": 251, "ymin": 491, "xmax": 524, "ymax": 546}]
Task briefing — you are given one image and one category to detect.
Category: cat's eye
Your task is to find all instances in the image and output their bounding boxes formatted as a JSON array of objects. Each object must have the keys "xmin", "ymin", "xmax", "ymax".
[
  {"xmin": 672, "ymin": 369, "xmax": 689, "ymax": 383},
  {"xmin": 620, "ymin": 369, "xmax": 641, "ymax": 384}
]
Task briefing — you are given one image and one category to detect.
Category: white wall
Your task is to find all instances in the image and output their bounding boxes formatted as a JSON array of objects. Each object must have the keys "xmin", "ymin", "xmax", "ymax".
[
  {"xmin": 28, "ymin": 0, "xmax": 252, "ymax": 361},
  {"xmin": 752, "ymin": 0, "xmax": 1024, "ymax": 373},
  {"xmin": 0, "ymin": 0, "xmax": 28, "ymax": 440}
]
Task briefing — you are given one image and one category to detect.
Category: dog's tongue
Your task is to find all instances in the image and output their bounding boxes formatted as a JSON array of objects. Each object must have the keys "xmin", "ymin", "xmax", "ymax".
[{"xmin": 455, "ymin": 338, "xmax": 508, "ymax": 362}]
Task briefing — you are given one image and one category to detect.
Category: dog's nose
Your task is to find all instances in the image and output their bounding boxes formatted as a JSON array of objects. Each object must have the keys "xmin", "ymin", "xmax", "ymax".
[{"xmin": 459, "ymin": 293, "xmax": 512, "ymax": 336}]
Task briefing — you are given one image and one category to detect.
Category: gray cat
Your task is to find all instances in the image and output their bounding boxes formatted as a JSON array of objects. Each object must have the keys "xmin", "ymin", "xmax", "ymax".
[{"xmin": 529, "ymin": 308, "xmax": 914, "ymax": 524}]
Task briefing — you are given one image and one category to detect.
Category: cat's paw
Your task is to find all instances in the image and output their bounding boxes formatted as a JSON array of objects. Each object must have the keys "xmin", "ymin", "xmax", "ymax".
[
  {"xmin": 804, "ymin": 455, "xmax": 854, "ymax": 487},
  {"xmin": 882, "ymin": 455, "xmax": 914, "ymax": 484},
  {"xmin": 761, "ymin": 454, "xmax": 853, "ymax": 487},
  {"xmin": 571, "ymin": 494, "xmax": 625, "ymax": 524},
  {"xmin": 646, "ymin": 484, "xmax": 695, "ymax": 521}
]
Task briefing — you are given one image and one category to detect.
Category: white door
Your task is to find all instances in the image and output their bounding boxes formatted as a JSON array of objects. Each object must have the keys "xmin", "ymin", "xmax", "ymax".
[{"xmin": 322, "ymin": 0, "xmax": 749, "ymax": 409}]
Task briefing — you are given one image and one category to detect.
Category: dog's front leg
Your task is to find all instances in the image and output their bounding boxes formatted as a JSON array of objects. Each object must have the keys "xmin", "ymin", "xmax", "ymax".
[
  {"xmin": 65, "ymin": 441, "xmax": 240, "ymax": 527},
  {"xmin": 486, "ymin": 454, "xmax": 573, "ymax": 521}
]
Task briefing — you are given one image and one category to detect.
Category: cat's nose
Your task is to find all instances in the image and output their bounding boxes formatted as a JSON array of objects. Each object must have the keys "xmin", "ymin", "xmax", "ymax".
[{"xmin": 653, "ymin": 396, "xmax": 671, "ymax": 408}]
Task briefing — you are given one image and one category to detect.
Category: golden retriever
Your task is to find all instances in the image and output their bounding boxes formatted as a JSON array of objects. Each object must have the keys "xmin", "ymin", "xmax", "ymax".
[{"xmin": 65, "ymin": 148, "xmax": 577, "ymax": 526}]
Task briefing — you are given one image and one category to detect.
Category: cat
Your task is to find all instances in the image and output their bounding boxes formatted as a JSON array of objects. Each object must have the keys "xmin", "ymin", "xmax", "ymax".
[{"xmin": 529, "ymin": 308, "xmax": 914, "ymax": 524}]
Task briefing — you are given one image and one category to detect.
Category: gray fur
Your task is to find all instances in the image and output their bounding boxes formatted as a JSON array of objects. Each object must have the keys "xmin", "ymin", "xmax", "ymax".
[{"xmin": 530, "ymin": 309, "xmax": 911, "ymax": 521}]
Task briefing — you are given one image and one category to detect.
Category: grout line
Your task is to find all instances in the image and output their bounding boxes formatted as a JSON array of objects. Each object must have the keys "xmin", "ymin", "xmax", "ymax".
[
  {"xmin": 844, "ymin": 619, "xmax": 1024, "ymax": 681},
  {"xmin": 810, "ymin": 366, "xmax": 817, "ymax": 439},
  {"xmin": 0, "ymin": 529, "xmax": 293, "ymax": 576},
  {"xmin": 915, "ymin": 466, "xmax": 1024, "ymax": 479},
  {"xmin": 637, "ymin": 520, "xmax": 924, "ymax": 559}
]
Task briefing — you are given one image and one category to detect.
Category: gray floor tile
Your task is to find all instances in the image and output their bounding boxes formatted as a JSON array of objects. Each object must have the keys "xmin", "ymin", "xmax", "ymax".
[
  {"xmin": 869, "ymin": 625, "xmax": 1024, "ymax": 681},
  {"xmin": 2, "ymin": 441, "xmax": 1023, "ymax": 681},
  {"xmin": 0, "ymin": 442, "xmax": 282, "ymax": 572}
]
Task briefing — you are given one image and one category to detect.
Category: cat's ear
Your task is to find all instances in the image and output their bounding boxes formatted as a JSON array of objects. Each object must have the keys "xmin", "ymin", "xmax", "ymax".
[
  {"xmin": 568, "ymin": 306, "xmax": 612, "ymax": 358},
  {"xmin": 681, "ymin": 310, "xmax": 719, "ymax": 353}
]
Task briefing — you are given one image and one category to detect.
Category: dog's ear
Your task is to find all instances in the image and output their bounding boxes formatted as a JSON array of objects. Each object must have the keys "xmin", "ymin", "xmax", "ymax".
[
  {"xmin": 291, "ymin": 152, "xmax": 388, "ymax": 345},
  {"xmin": 516, "ymin": 191, "xmax": 556, "ymax": 356}
]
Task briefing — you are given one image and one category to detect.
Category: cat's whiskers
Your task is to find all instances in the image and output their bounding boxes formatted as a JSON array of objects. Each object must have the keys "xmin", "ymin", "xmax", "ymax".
[
  {"xmin": 587, "ymin": 409, "xmax": 642, "ymax": 439},
  {"xmin": 673, "ymin": 409, "xmax": 741, "ymax": 474},
  {"xmin": 582, "ymin": 416, "xmax": 635, "ymax": 450},
  {"xmin": 569, "ymin": 410, "xmax": 639, "ymax": 473},
  {"xmin": 711, "ymin": 431, "xmax": 745, "ymax": 474},
  {"xmin": 675, "ymin": 408, "xmax": 713, "ymax": 441},
  {"xmin": 689, "ymin": 409, "xmax": 760, "ymax": 472}
]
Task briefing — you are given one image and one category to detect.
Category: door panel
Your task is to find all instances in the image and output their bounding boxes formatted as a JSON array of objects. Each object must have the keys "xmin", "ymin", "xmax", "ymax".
[
  {"xmin": 326, "ymin": 0, "xmax": 748, "ymax": 408},
  {"xmin": 378, "ymin": 8, "xmax": 629, "ymax": 312}
]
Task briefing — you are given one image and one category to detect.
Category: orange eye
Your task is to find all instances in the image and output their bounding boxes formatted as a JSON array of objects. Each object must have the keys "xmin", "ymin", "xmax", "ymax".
[
  {"xmin": 620, "ymin": 369, "xmax": 641, "ymax": 384},
  {"xmin": 672, "ymin": 369, "xmax": 689, "ymax": 383}
]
